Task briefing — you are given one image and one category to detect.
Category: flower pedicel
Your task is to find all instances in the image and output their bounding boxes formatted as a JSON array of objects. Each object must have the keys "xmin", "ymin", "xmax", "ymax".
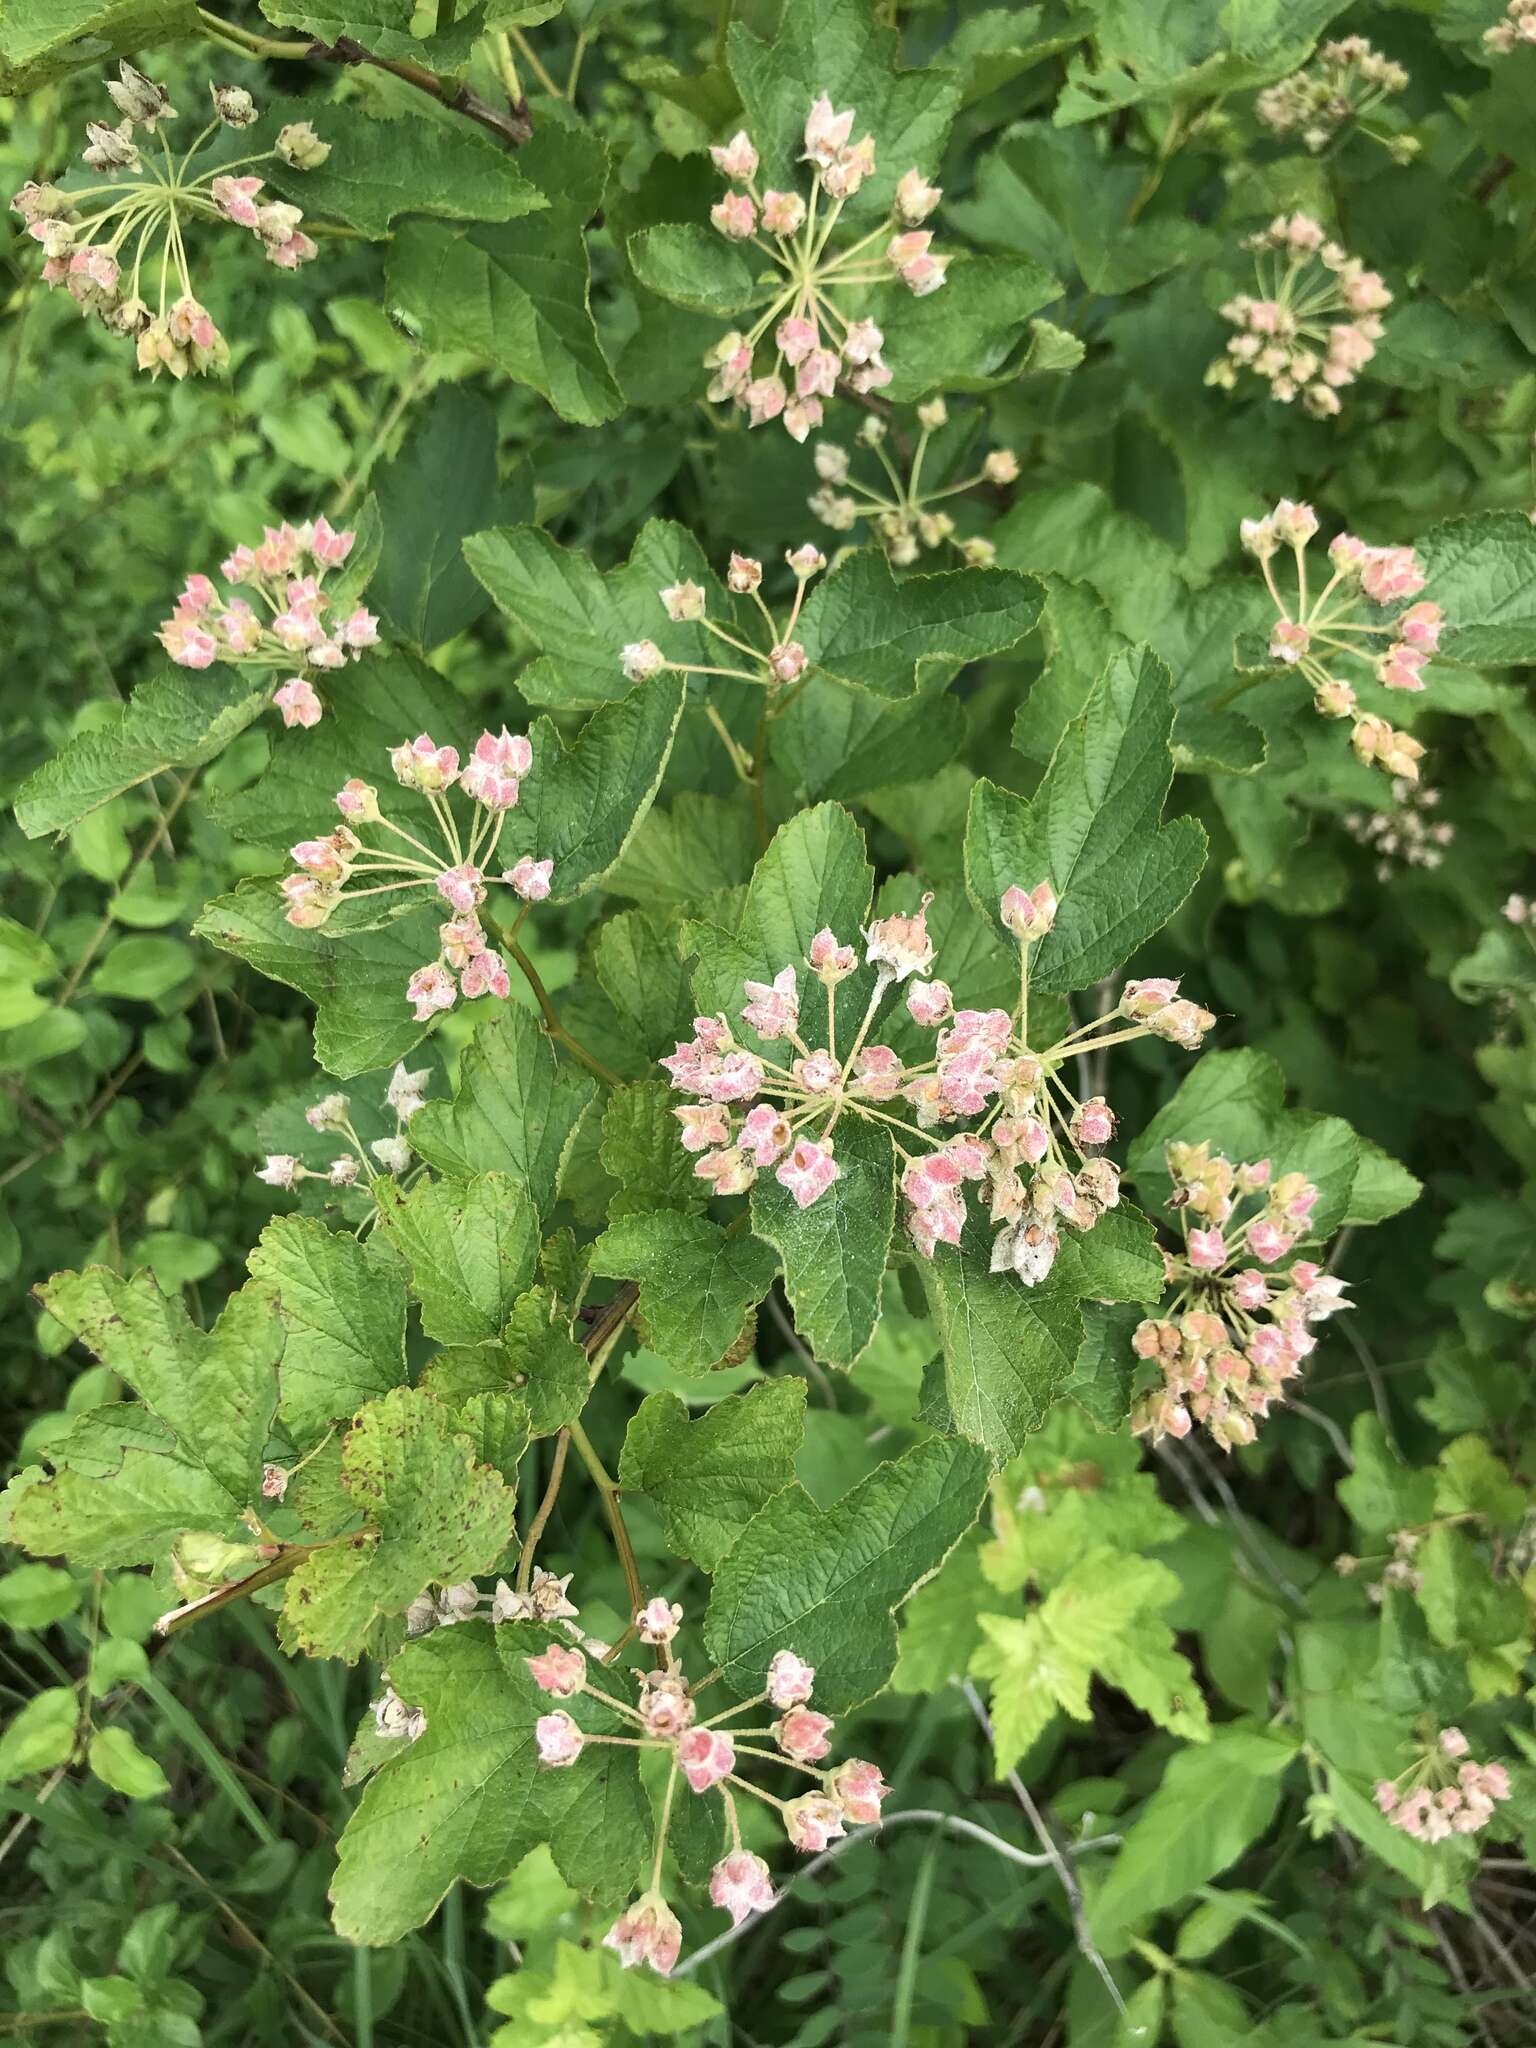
[{"xmin": 661, "ymin": 882, "xmax": 1214, "ymax": 1284}]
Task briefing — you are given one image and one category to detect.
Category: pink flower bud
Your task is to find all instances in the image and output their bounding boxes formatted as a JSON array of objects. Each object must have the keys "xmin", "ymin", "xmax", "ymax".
[
  {"xmin": 766, "ymin": 1648, "xmax": 816, "ymax": 1708},
  {"xmin": 1270, "ymin": 619, "xmax": 1311, "ymax": 663},
  {"xmin": 1377, "ymin": 644, "xmax": 1427, "ymax": 692},
  {"xmin": 728, "ymin": 552, "xmax": 763, "ymax": 593},
  {"xmin": 535, "ymin": 1710, "xmax": 583, "ymax": 1766},
  {"xmin": 1398, "ymin": 601, "xmax": 1444, "ymax": 652},
  {"xmin": 710, "ymin": 1850, "xmax": 776, "ymax": 1927},
  {"xmin": 741, "ymin": 965, "xmax": 800, "ymax": 1039},
  {"xmin": 776, "ymin": 1138, "xmax": 841, "ymax": 1208},
  {"xmin": 745, "ymin": 375, "xmax": 787, "ymax": 426},
  {"xmin": 999, "ymin": 881, "xmax": 1057, "ymax": 940},
  {"xmin": 309, "ymin": 515, "xmax": 354, "ymax": 567},
  {"xmin": 709, "ymin": 130, "xmax": 759, "ymax": 181},
  {"xmin": 769, "ymin": 640, "xmax": 808, "ymax": 683},
  {"xmin": 894, "ymin": 167, "xmax": 942, "ymax": 225},
  {"xmin": 906, "ymin": 979, "xmax": 952, "ymax": 1027},
  {"xmin": 527, "ymin": 1644, "xmax": 586, "ymax": 1697},
  {"xmin": 761, "ymin": 189, "xmax": 806, "ymax": 237},
  {"xmin": 506, "ymin": 856, "xmax": 554, "ymax": 902},
  {"xmin": 843, "ymin": 319, "xmax": 884, "ymax": 365},
  {"xmin": 273, "ymin": 677, "xmax": 323, "ymax": 728},
  {"xmin": 435, "ymin": 863, "xmax": 485, "ymax": 916},
  {"xmin": 461, "ymin": 950, "xmax": 510, "ymax": 1001},
  {"xmin": 258, "ymin": 1154, "xmax": 300, "ymax": 1188},
  {"xmin": 797, "ymin": 348, "xmax": 840, "ymax": 399},
  {"xmin": 1312, "ymin": 675, "xmax": 1356, "ymax": 719},
  {"xmin": 622, "ymin": 640, "xmax": 666, "ymax": 682},
  {"xmin": 1231, "ymin": 1269, "xmax": 1270, "ymax": 1310},
  {"xmin": 803, "ymin": 93, "xmax": 856, "ymax": 168},
  {"xmin": 406, "ymin": 963, "xmax": 458, "ymax": 1021},
  {"xmin": 1070, "ymin": 1096, "xmax": 1116, "ymax": 1148},
  {"xmin": 391, "ymin": 733, "xmax": 460, "ymax": 792},
  {"xmin": 776, "ymin": 316, "xmax": 819, "ymax": 366},
  {"xmin": 636, "ymin": 1597, "xmax": 683, "ymax": 1645},
  {"xmin": 784, "ymin": 1791, "xmax": 846, "ymax": 1852},
  {"xmin": 808, "ymin": 928, "xmax": 858, "ymax": 983},
  {"xmin": 329, "ymin": 1158, "xmax": 359, "ymax": 1190},
  {"xmin": 604, "ymin": 1893, "xmax": 682, "ymax": 1977},
  {"xmin": 677, "ymin": 1726, "xmax": 735, "ymax": 1793},
  {"xmin": 786, "ymin": 543, "xmax": 827, "ymax": 579},
  {"xmin": 783, "ymin": 397, "xmax": 823, "ymax": 443},
  {"xmin": 775, "ymin": 1707, "xmax": 834, "ymax": 1761},
  {"xmin": 711, "ymin": 191, "xmax": 757, "ymax": 240},
  {"xmin": 1248, "ymin": 1219, "xmax": 1295, "ymax": 1265},
  {"xmin": 660, "ymin": 579, "xmax": 706, "ymax": 622},
  {"xmin": 864, "ymin": 893, "xmax": 935, "ymax": 981},
  {"xmin": 1360, "ymin": 545, "xmax": 1424, "ymax": 605},
  {"xmin": 829, "ymin": 1757, "xmax": 889, "ymax": 1825},
  {"xmin": 1187, "ymin": 1227, "xmax": 1226, "ymax": 1271}
]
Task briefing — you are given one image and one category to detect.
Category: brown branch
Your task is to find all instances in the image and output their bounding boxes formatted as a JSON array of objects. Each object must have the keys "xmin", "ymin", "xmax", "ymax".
[{"xmin": 310, "ymin": 36, "xmax": 532, "ymax": 148}]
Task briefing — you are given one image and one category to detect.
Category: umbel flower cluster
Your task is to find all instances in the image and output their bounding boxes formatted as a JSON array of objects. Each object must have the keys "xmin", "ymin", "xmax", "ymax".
[
  {"xmin": 256, "ymin": 1059, "xmax": 432, "ymax": 1196},
  {"xmin": 1206, "ymin": 213, "xmax": 1391, "ymax": 418},
  {"xmin": 808, "ymin": 398, "xmax": 1017, "ymax": 567},
  {"xmin": 701, "ymin": 96, "xmax": 947, "ymax": 442},
  {"xmin": 661, "ymin": 883, "xmax": 1214, "ymax": 1282},
  {"xmin": 1343, "ymin": 780, "xmax": 1454, "ymax": 879},
  {"xmin": 11, "ymin": 64, "xmax": 328, "ymax": 379},
  {"xmin": 1130, "ymin": 1143, "xmax": 1350, "ymax": 1451},
  {"xmin": 531, "ymin": 1598, "xmax": 889, "ymax": 1975},
  {"xmin": 158, "ymin": 517, "xmax": 378, "ymax": 729},
  {"xmin": 1375, "ymin": 1728, "xmax": 1512, "ymax": 1843},
  {"xmin": 1242, "ymin": 498, "xmax": 1444, "ymax": 781},
  {"xmin": 1485, "ymin": 0, "xmax": 1536, "ymax": 53},
  {"xmin": 1254, "ymin": 37, "xmax": 1410, "ymax": 155},
  {"xmin": 281, "ymin": 726, "xmax": 554, "ymax": 1020}
]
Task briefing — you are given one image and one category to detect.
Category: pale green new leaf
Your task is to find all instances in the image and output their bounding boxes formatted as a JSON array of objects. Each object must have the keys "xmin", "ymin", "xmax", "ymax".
[
  {"xmin": 964, "ymin": 645, "xmax": 1207, "ymax": 992},
  {"xmin": 750, "ymin": 1115, "xmax": 895, "ymax": 1370},
  {"xmin": 704, "ymin": 1437, "xmax": 989, "ymax": 1710},
  {"xmin": 618, "ymin": 1380, "xmax": 807, "ymax": 1571},
  {"xmin": 330, "ymin": 1622, "xmax": 649, "ymax": 1943},
  {"xmin": 375, "ymin": 1174, "xmax": 541, "ymax": 1345},
  {"xmin": 588, "ymin": 1212, "xmax": 778, "ymax": 1376},
  {"xmin": 6, "ymin": 1270, "xmax": 281, "ymax": 1569},
  {"xmin": 797, "ymin": 553, "xmax": 1043, "ymax": 701},
  {"xmin": 409, "ymin": 1004, "xmax": 595, "ymax": 1222},
  {"xmin": 281, "ymin": 1388, "xmax": 518, "ymax": 1662},
  {"xmin": 248, "ymin": 1217, "xmax": 409, "ymax": 1449}
]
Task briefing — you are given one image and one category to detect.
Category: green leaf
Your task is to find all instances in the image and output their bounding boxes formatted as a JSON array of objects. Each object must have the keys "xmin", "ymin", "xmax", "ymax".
[
  {"xmin": 627, "ymin": 224, "xmax": 759, "ymax": 315},
  {"xmin": 0, "ymin": 1688, "xmax": 78, "ymax": 1782},
  {"xmin": 604, "ymin": 793, "xmax": 758, "ymax": 909},
  {"xmin": 893, "ymin": 1533, "xmax": 990, "ymax": 1693},
  {"xmin": 593, "ymin": 913, "xmax": 697, "ymax": 1061},
  {"xmin": 965, "ymin": 645, "xmax": 1207, "ymax": 991},
  {"xmin": 331, "ymin": 1621, "xmax": 649, "ymax": 1942},
  {"xmin": 726, "ymin": 0, "xmax": 961, "ymax": 222},
  {"xmin": 617, "ymin": 1380, "xmax": 808, "ymax": 1571},
  {"xmin": 464, "ymin": 518, "xmax": 720, "ymax": 709},
  {"xmin": 703, "ymin": 1436, "xmax": 989, "ymax": 1711},
  {"xmin": 421, "ymin": 1286, "xmax": 590, "ymax": 1438},
  {"xmin": 869, "ymin": 256, "xmax": 1063, "ymax": 400},
  {"xmin": 1416, "ymin": 510, "xmax": 1536, "ymax": 668},
  {"xmin": 750, "ymin": 1115, "xmax": 896, "ymax": 1371},
  {"xmin": 14, "ymin": 670, "xmax": 270, "ymax": 839},
  {"xmin": 281, "ymin": 1388, "xmax": 518, "ymax": 1662},
  {"xmin": 264, "ymin": 97, "xmax": 546, "ymax": 239},
  {"xmin": 6, "ymin": 1272, "xmax": 282, "ymax": 1568},
  {"xmin": 248, "ymin": 1217, "xmax": 409, "ymax": 1449},
  {"xmin": 769, "ymin": 676, "xmax": 968, "ymax": 803},
  {"xmin": 1088, "ymin": 1727, "xmax": 1298, "ymax": 1952},
  {"xmin": 370, "ymin": 389, "xmax": 535, "ymax": 650},
  {"xmin": 797, "ymin": 553, "xmax": 1043, "ymax": 701},
  {"xmin": 588, "ymin": 1211, "xmax": 778, "ymax": 1376},
  {"xmin": 982, "ymin": 1405, "xmax": 1183, "ymax": 1590},
  {"xmin": 87, "ymin": 1727, "xmax": 170, "ymax": 1801},
  {"xmin": 375, "ymin": 1173, "xmax": 541, "ymax": 1345},
  {"xmin": 920, "ymin": 1236, "xmax": 1082, "ymax": 1462},
  {"xmin": 194, "ymin": 887, "xmax": 443, "ymax": 1080},
  {"xmin": 0, "ymin": 1563, "xmax": 81, "ymax": 1630},
  {"xmin": 0, "ymin": 0, "xmax": 195, "ymax": 94},
  {"xmin": 409, "ymin": 1004, "xmax": 595, "ymax": 1222},
  {"xmin": 386, "ymin": 112, "xmax": 621, "ymax": 427},
  {"xmin": 599, "ymin": 1081, "xmax": 705, "ymax": 1218},
  {"xmin": 491, "ymin": 673, "xmax": 687, "ymax": 901},
  {"xmin": 1337, "ymin": 1415, "xmax": 1437, "ymax": 1537},
  {"xmin": 258, "ymin": 0, "xmax": 486, "ymax": 64}
]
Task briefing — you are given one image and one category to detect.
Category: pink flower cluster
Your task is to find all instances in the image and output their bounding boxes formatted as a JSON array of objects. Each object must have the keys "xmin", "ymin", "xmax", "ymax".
[
  {"xmin": 699, "ymin": 97, "xmax": 947, "ymax": 442},
  {"xmin": 619, "ymin": 543, "xmax": 826, "ymax": 712},
  {"xmin": 280, "ymin": 728, "xmax": 553, "ymax": 1021},
  {"xmin": 1130, "ymin": 1142, "xmax": 1351, "ymax": 1451},
  {"xmin": 1242, "ymin": 498, "xmax": 1442, "ymax": 781},
  {"xmin": 1485, "ymin": 0, "xmax": 1536, "ymax": 52},
  {"xmin": 1343, "ymin": 779, "xmax": 1454, "ymax": 878},
  {"xmin": 1255, "ymin": 38, "xmax": 1409, "ymax": 155},
  {"xmin": 1376, "ymin": 1728, "xmax": 1512, "ymax": 1842},
  {"xmin": 530, "ymin": 1600, "xmax": 889, "ymax": 1975},
  {"xmin": 10, "ymin": 66, "xmax": 328, "ymax": 381},
  {"xmin": 1206, "ymin": 214, "xmax": 1391, "ymax": 418},
  {"xmin": 157, "ymin": 518, "xmax": 377, "ymax": 728},
  {"xmin": 662, "ymin": 882, "xmax": 1213, "ymax": 1285},
  {"xmin": 255, "ymin": 1060, "xmax": 430, "ymax": 1198},
  {"xmin": 809, "ymin": 399, "xmax": 1016, "ymax": 567}
]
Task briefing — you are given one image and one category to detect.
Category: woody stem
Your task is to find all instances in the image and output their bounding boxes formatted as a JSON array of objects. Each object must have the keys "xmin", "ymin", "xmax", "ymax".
[{"xmin": 568, "ymin": 1418, "xmax": 645, "ymax": 1620}]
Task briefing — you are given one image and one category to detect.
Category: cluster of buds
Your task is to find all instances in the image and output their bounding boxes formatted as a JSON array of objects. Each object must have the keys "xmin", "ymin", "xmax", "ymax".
[
  {"xmin": 621, "ymin": 545, "xmax": 827, "ymax": 776},
  {"xmin": 700, "ymin": 97, "xmax": 947, "ymax": 442},
  {"xmin": 1254, "ymin": 38, "xmax": 1410, "ymax": 156},
  {"xmin": 1485, "ymin": 0, "xmax": 1536, "ymax": 52},
  {"xmin": 256, "ymin": 1060, "xmax": 431, "ymax": 1197},
  {"xmin": 1206, "ymin": 214, "xmax": 1391, "ymax": 418},
  {"xmin": 11, "ymin": 65, "xmax": 329, "ymax": 379},
  {"xmin": 372, "ymin": 1685, "xmax": 427, "ymax": 1743},
  {"xmin": 529, "ymin": 1599, "xmax": 889, "ymax": 1975},
  {"xmin": 279, "ymin": 727, "xmax": 555, "ymax": 1022},
  {"xmin": 1503, "ymin": 893, "xmax": 1536, "ymax": 927},
  {"xmin": 808, "ymin": 400, "xmax": 1017, "ymax": 567},
  {"xmin": 1241, "ymin": 498, "xmax": 1442, "ymax": 780},
  {"xmin": 1336, "ymin": 1527, "xmax": 1426, "ymax": 1600},
  {"xmin": 661, "ymin": 882, "xmax": 1212, "ymax": 1284},
  {"xmin": 1130, "ymin": 1143, "xmax": 1350, "ymax": 1451},
  {"xmin": 157, "ymin": 517, "xmax": 377, "ymax": 728},
  {"xmin": 1375, "ymin": 1728, "xmax": 1512, "ymax": 1842},
  {"xmin": 1343, "ymin": 780, "xmax": 1454, "ymax": 878}
]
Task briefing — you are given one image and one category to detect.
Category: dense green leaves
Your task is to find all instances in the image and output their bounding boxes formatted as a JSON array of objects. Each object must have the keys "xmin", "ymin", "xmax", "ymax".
[
  {"xmin": 375, "ymin": 1173, "xmax": 541, "ymax": 1345},
  {"xmin": 248, "ymin": 1217, "xmax": 408, "ymax": 1447},
  {"xmin": 798, "ymin": 553, "xmax": 1043, "ymax": 700},
  {"xmin": 965, "ymin": 646, "xmax": 1207, "ymax": 991},
  {"xmin": 588, "ymin": 1212, "xmax": 777, "ymax": 1375},
  {"xmin": 703, "ymin": 1436, "xmax": 989, "ymax": 1710},
  {"xmin": 750, "ymin": 1114, "xmax": 896, "ymax": 1369},
  {"xmin": 617, "ymin": 1379, "xmax": 806, "ymax": 1570}
]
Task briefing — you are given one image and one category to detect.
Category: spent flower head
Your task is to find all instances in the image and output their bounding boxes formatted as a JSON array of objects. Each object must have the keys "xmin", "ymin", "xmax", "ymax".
[{"xmin": 1255, "ymin": 38, "xmax": 1409, "ymax": 156}]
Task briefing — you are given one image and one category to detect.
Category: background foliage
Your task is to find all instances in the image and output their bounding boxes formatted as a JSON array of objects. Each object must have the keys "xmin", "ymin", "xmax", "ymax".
[{"xmin": 3, "ymin": 0, "xmax": 1536, "ymax": 2042}]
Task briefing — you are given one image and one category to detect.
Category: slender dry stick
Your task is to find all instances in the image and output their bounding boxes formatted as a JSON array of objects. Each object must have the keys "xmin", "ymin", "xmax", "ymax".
[
  {"xmin": 58, "ymin": 770, "xmax": 197, "ymax": 1005},
  {"xmin": 567, "ymin": 1417, "xmax": 645, "ymax": 1619},
  {"xmin": 516, "ymin": 1428, "xmax": 572, "ymax": 1594},
  {"xmin": 153, "ymin": 1542, "xmax": 331, "ymax": 1637},
  {"xmin": 506, "ymin": 937, "xmax": 623, "ymax": 1087}
]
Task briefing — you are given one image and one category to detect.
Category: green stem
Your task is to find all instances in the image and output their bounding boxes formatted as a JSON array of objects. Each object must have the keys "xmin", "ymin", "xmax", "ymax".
[
  {"xmin": 568, "ymin": 1418, "xmax": 645, "ymax": 1619},
  {"xmin": 506, "ymin": 938, "xmax": 623, "ymax": 1086}
]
